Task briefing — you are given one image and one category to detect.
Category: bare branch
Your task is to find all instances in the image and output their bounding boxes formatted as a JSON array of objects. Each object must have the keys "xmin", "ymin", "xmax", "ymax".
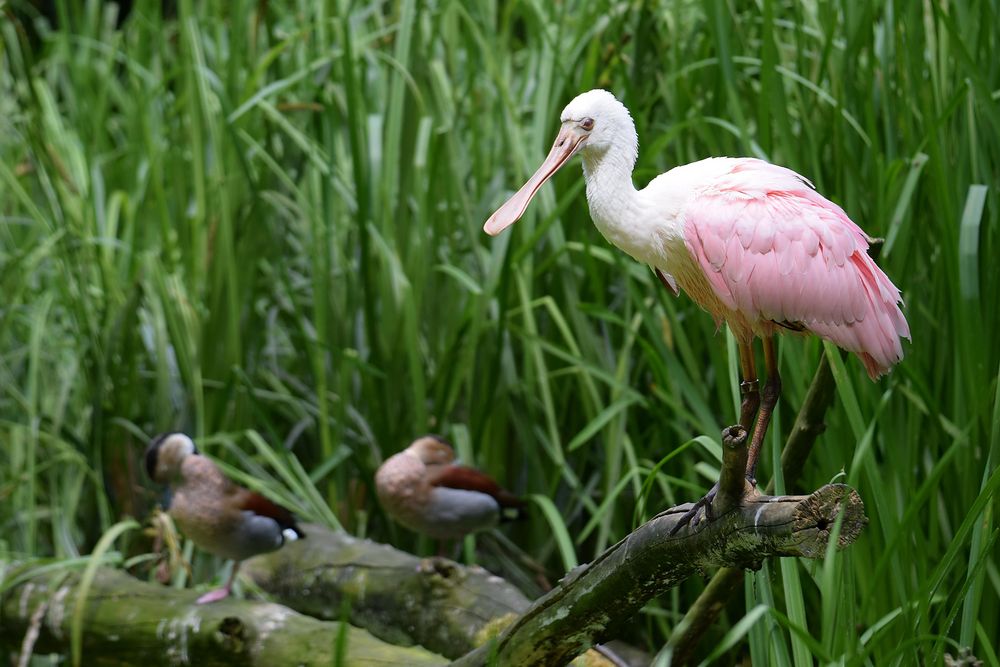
[{"xmin": 713, "ymin": 424, "xmax": 750, "ymax": 516}]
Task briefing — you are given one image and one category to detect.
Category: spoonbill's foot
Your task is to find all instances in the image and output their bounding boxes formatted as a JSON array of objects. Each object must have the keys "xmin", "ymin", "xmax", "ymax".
[
  {"xmin": 195, "ymin": 587, "xmax": 231, "ymax": 604},
  {"xmin": 668, "ymin": 483, "xmax": 719, "ymax": 535},
  {"xmin": 668, "ymin": 471, "xmax": 760, "ymax": 536}
]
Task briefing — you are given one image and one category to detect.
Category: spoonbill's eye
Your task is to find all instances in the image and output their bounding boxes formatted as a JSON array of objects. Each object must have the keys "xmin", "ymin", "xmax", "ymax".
[{"xmin": 580, "ymin": 117, "xmax": 595, "ymax": 131}]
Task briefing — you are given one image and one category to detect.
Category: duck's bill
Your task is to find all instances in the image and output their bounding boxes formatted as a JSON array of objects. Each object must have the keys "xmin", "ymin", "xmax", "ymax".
[{"xmin": 483, "ymin": 124, "xmax": 587, "ymax": 236}]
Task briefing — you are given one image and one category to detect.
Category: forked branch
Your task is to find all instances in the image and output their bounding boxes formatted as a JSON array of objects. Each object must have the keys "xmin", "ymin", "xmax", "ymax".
[{"xmin": 667, "ymin": 356, "xmax": 837, "ymax": 663}]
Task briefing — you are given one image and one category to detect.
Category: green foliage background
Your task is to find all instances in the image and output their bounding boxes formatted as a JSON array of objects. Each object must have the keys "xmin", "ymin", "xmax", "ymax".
[{"xmin": 1, "ymin": 0, "xmax": 998, "ymax": 664}]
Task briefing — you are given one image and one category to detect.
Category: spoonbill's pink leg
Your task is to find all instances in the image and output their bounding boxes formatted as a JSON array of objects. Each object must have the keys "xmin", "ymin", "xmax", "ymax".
[
  {"xmin": 737, "ymin": 340, "xmax": 761, "ymax": 431},
  {"xmin": 669, "ymin": 339, "xmax": 764, "ymax": 535},
  {"xmin": 746, "ymin": 337, "xmax": 781, "ymax": 483}
]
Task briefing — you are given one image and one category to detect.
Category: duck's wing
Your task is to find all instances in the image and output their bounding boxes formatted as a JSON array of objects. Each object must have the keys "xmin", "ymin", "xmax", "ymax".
[
  {"xmin": 233, "ymin": 488, "xmax": 306, "ymax": 539},
  {"xmin": 429, "ymin": 465, "xmax": 525, "ymax": 514}
]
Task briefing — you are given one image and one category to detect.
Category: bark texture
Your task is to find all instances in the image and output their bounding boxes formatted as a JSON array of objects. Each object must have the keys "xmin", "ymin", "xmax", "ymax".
[{"xmin": 242, "ymin": 529, "xmax": 530, "ymax": 659}]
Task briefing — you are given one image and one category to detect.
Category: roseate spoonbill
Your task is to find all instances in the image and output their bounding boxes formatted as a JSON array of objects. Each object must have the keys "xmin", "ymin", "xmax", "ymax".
[
  {"xmin": 145, "ymin": 433, "xmax": 305, "ymax": 603},
  {"xmin": 375, "ymin": 435, "xmax": 525, "ymax": 540},
  {"xmin": 484, "ymin": 90, "xmax": 909, "ymax": 521}
]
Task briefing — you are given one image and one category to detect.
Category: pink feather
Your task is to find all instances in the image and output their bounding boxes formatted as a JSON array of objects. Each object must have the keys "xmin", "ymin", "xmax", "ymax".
[{"xmin": 683, "ymin": 159, "xmax": 910, "ymax": 379}]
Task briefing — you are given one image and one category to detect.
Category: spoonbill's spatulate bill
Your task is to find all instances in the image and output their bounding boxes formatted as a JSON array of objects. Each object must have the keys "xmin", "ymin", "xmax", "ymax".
[{"xmin": 484, "ymin": 89, "xmax": 909, "ymax": 496}]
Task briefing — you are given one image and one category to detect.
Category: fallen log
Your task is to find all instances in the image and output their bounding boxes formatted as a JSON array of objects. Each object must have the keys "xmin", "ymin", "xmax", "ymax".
[
  {"xmin": 242, "ymin": 529, "xmax": 530, "ymax": 660},
  {"xmin": 0, "ymin": 566, "xmax": 445, "ymax": 666}
]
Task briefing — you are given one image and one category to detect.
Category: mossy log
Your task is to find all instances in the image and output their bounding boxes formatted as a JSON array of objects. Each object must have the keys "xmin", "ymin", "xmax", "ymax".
[
  {"xmin": 245, "ymin": 526, "xmax": 640, "ymax": 666},
  {"xmin": 452, "ymin": 482, "xmax": 867, "ymax": 667},
  {"xmin": 242, "ymin": 527, "xmax": 531, "ymax": 659},
  {"xmin": 0, "ymin": 566, "xmax": 445, "ymax": 666}
]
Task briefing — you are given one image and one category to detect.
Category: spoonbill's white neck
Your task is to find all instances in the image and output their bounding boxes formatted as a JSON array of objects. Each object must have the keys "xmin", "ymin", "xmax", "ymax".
[
  {"xmin": 580, "ymin": 138, "xmax": 639, "ymax": 218},
  {"xmin": 578, "ymin": 123, "xmax": 658, "ymax": 264}
]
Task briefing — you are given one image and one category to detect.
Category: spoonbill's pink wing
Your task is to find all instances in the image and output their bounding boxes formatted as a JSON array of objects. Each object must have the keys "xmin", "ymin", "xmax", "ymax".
[{"xmin": 683, "ymin": 159, "xmax": 910, "ymax": 379}]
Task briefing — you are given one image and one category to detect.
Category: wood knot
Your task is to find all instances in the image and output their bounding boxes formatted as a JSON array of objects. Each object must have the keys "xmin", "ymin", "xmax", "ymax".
[
  {"xmin": 426, "ymin": 557, "xmax": 456, "ymax": 576},
  {"xmin": 216, "ymin": 616, "xmax": 247, "ymax": 653},
  {"xmin": 793, "ymin": 484, "xmax": 867, "ymax": 557},
  {"xmin": 415, "ymin": 557, "xmax": 468, "ymax": 603}
]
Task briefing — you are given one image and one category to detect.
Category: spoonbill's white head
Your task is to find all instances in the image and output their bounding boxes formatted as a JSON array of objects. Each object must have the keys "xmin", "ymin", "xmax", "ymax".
[
  {"xmin": 559, "ymin": 89, "xmax": 637, "ymax": 156},
  {"xmin": 484, "ymin": 89, "xmax": 637, "ymax": 236}
]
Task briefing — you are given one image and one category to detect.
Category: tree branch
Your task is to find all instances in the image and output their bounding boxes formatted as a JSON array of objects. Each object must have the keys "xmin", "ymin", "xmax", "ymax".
[
  {"xmin": 713, "ymin": 425, "xmax": 750, "ymax": 515},
  {"xmin": 452, "ymin": 481, "xmax": 866, "ymax": 667}
]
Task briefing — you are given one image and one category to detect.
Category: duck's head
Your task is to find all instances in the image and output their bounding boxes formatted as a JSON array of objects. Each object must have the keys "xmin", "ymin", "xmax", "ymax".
[
  {"xmin": 404, "ymin": 435, "xmax": 456, "ymax": 466},
  {"xmin": 145, "ymin": 432, "xmax": 198, "ymax": 484}
]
